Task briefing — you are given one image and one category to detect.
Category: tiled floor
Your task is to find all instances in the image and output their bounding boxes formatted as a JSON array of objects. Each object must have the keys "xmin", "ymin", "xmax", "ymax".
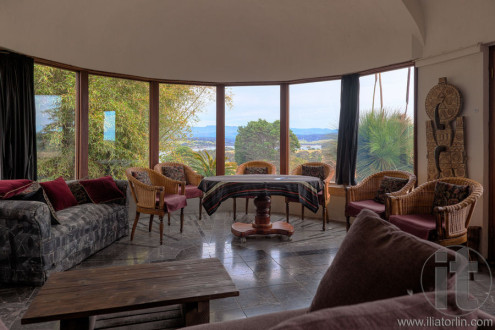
[{"xmin": 1, "ymin": 211, "xmax": 494, "ymax": 329}]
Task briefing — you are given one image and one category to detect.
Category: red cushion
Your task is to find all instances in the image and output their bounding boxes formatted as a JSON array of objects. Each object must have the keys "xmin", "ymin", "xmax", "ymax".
[
  {"xmin": 79, "ymin": 176, "xmax": 124, "ymax": 204},
  {"xmin": 346, "ymin": 199, "xmax": 385, "ymax": 217},
  {"xmin": 156, "ymin": 194, "xmax": 187, "ymax": 212},
  {"xmin": 389, "ymin": 214, "xmax": 436, "ymax": 240},
  {"xmin": 0, "ymin": 179, "xmax": 33, "ymax": 199},
  {"xmin": 185, "ymin": 185, "xmax": 203, "ymax": 199},
  {"xmin": 39, "ymin": 177, "xmax": 78, "ymax": 211}
]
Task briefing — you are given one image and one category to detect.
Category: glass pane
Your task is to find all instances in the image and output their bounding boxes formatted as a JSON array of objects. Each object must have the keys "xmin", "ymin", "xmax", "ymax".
[
  {"xmin": 159, "ymin": 84, "xmax": 216, "ymax": 176},
  {"xmin": 34, "ymin": 64, "xmax": 76, "ymax": 180},
  {"xmin": 88, "ymin": 76, "xmax": 149, "ymax": 179},
  {"xmin": 289, "ymin": 80, "xmax": 340, "ymax": 180},
  {"xmin": 226, "ymin": 86, "xmax": 280, "ymax": 173},
  {"xmin": 357, "ymin": 67, "xmax": 415, "ymax": 181}
]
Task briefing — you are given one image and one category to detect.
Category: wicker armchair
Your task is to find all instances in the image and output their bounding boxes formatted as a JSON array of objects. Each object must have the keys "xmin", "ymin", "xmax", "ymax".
[
  {"xmin": 126, "ymin": 167, "xmax": 186, "ymax": 245},
  {"xmin": 345, "ymin": 170, "xmax": 416, "ymax": 230},
  {"xmin": 285, "ymin": 162, "xmax": 335, "ymax": 231},
  {"xmin": 154, "ymin": 162, "xmax": 204, "ymax": 220},
  {"xmin": 388, "ymin": 177, "xmax": 483, "ymax": 246},
  {"xmin": 233, "ymin": 160, "xmax": 277, "ymax": 220}
]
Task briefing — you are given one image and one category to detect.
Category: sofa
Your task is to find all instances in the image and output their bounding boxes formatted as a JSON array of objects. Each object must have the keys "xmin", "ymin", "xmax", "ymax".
[
  {"xmin": 185, "ymin": 209, "xmax": 495, "ymax": 330},
  {"xmin": 0, "ymin": 179, "xmax": 129, "ymax": 285}
]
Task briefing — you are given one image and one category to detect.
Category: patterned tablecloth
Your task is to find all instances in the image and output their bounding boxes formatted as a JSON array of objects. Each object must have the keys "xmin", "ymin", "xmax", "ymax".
[{"xmin": 198, "ymin": 175, "xmax": 323, "ymax": 216}]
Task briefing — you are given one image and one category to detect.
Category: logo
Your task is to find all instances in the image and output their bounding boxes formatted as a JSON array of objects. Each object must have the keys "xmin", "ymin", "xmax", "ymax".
[{"xmin": 420, "ymin": 246, "xmax": 492, "ymax": 316}]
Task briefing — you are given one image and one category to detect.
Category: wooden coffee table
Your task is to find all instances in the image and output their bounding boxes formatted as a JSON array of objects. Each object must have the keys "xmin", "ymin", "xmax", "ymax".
[{"xmin": 21, "ymin": 258, "xmax": 239, "ymax": 329}]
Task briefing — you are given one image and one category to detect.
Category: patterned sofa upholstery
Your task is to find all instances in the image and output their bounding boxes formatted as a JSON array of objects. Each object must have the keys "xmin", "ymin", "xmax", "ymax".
[{"xmin": 0, "ymin": 180, "xmax": 129, "ymax": 285}]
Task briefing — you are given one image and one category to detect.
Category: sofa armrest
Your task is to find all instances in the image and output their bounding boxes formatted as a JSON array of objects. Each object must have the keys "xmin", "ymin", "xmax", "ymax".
[
  {"xmin": 114, "ymin": 180, "xmax": 129, "ymax": 206},
  {"xmin": 0, "ymin": 200, "xmax": 52, "ymax": 284},
  {"xmin": 0, "ymin": 200, "xmax": 52, "ymax": 239}
]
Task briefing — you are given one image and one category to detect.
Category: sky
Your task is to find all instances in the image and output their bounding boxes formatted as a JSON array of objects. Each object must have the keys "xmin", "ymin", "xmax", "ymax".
[{"xmin": 195, "ymin": 66, "xmax": 415, "ymax": 129}]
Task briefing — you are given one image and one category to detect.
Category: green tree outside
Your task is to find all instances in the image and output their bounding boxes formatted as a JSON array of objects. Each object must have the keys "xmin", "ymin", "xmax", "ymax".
[
  {"xmin": 34, "ymin": 65, "xmax": 218, "ymax": 180},
  {"xmin": 356, "ymin": 109, "xmax": 413, "ymax": 181},
  {"xmin": 234, "ymin": 119, "xmax": 300, "ymax": 166}
]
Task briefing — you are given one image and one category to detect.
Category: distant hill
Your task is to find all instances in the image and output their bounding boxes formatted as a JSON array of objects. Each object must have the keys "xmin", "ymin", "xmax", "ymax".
[{"xmin": 191, "ymin": 125, "xmax": 337, "ymax": 142}]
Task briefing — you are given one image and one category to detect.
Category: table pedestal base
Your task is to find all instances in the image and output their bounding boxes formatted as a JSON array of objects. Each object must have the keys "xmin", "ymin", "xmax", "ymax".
[{"xmin": 231, "ymin": 195, "xmax": 294, "ymax": 239}]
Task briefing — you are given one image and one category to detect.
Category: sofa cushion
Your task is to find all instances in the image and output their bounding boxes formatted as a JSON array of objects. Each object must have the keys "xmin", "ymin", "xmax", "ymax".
[
  {"xmin": 40, "ymin": 177, "xmax": 78, "ymax": 211},
  {"xmin": 245, "ymin": 166, "xmax": 268, "ymax": 175},
  {"xmin": 309, "ymin": 209, "xmax": 465, "ymax": 311},
  {"xmin": 56, "ymin": 203, "xmax": 123, "ymax": 227},
  {"xmin": 162, "ymin": 165, "xmax": 186, "ymax": 182},
  {"xmin": 67, "ymin": 181, "xmax": 91, "ymax": 204},
  {"xmin": 79, "ymin": 176, "xmax": 124, "ymax": 204},
  {"xmin": 0, "ymin": 179, "xmax": 33, "ymax": 199},
  {"xmin": 374, "ymin": 176, "xmax": 409, "ymax": 204},
  {"xmin": 302, "ymin": 165, "xmax": 325, "ymax": 182},
  {"xmin": 433, "ymin": 181, "xmax": 470, "ymax": 209},
  {"xmin": 183, "ymin": 308, "xmax": 307, "ymax": 330},
  {"xmin": 273, "ymin": 292, "xmax": 477, "ymax": 330},
  {"xmin": 389, "ymin": 214, "xmax": 437, "ymax": 240},
  {"xmin": 346, "ymin": 199, "xmax": 385, "ymax": 218}
]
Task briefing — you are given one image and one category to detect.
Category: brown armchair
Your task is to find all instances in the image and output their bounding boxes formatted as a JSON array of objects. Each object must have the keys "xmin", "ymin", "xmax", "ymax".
[
  {"xmin": 285, "ymin": 162, "xmax": 335, "ymax": 231},
  {"xmin": 345, "ymin": 170, "xmax": 416, "ymax": 230},
  {"xmin": 388, "ymin": 177, "xmax": 483, "ymax": 246},
  {"xmin": 233, "ymin": 160, "xmax": 277, "ymax": 220},
  {"xmin": 154, "ymin": 162, "xmax": 204, "ymax": 220},
  {"xmin": 125, "ymin": 167, "xmax": 186, "ymax": 245}
]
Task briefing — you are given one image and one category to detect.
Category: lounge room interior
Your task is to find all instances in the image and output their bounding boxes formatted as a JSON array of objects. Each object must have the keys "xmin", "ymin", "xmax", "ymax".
[{"xmin": 2, "ymin": 0, "xmax": 495, "ymax": 329}]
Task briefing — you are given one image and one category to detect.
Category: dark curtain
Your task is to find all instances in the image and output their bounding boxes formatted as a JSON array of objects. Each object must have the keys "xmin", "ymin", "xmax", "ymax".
[
  {"xmin": 0, "ymin": 53, "xmax": 37, "ymax": 180},
  {"xmin": 335, "ymin": 74, "xmax": 359, "ymax": 186}
]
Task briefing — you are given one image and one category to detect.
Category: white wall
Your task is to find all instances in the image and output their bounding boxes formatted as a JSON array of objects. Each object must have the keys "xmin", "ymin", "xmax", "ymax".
[{"xmin": 416, "ymin": 45, "xmax": 489, "ymax": 256}]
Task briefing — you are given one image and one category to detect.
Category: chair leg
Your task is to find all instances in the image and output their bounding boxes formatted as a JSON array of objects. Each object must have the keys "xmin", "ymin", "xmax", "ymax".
[
  {"xmin": 148, "ymin": 214, "xmax": 154, "ymax": 232},
  {"xmin": 346, "ymin": 216, "xmax": 350, "ymax": 231},
  {"xmin": 245, "ymin": 198, "xmax": 249, "ymax": 214},
  {"xmin": 199, "ymin": 197, "xmax": 203, "ymax": 220},
  {"xmin": 286, "ymin": 202, "xmax": 290, "ymax": 223},
  {"xmin": 322, "ymin": 205, "xmax": 326, "ymax": 231},
  {"xmin": 233, "ymin": 198, "xmax": 237, "ymax": 221},
  {"xmin": 168, "ymin": 213, "xmax": 171, "ymax": 226},
  {"xmin": 131, "ymin": 212, "xmax": 140, "ymax": 241},
  {"xmin": 159, "ymin": 216, "xmax": 164, "ymax": 245},
  {"xmin": 180, "ymin": 208, "xmax": 184, "ymax": 233},
  {"xmin": 464, "ymin": 242, "xmax": 475, "ymax": 281},
  {"xmin": 301, "ymin": 205, "xmax": 305, "ymax": 220}
]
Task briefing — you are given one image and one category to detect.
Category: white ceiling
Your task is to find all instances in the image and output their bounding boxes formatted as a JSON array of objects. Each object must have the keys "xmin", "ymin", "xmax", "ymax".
[{"xmin": 0, "ymin": 0, "xmax": 494, "ymax": 83}]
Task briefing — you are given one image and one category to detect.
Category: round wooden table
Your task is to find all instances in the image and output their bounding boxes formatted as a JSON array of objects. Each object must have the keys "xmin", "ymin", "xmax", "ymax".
[{"xmin": 198, "ymin": 175, "xmax": 322, "ymax": 241}]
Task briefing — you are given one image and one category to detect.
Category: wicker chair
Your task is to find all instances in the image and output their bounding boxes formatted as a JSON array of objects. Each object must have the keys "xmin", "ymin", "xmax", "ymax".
[
  {"xmin": 154, "ymin": 162, "xmax": 204, "ymax": 220},
  {"xmin": 233, "ymin": 160, "xmax": 277, "ymax": 220},
  {"xmin": 285, "ymin": 162, "xmax": 335, "ymax": 231},
  {"xmin": 125, "ymin": 167, "xmax": 186, "ymax": 245},
  {"xmin": 345, "ymin": 170, "xmax": 416, "ymax": 230},
  {"xmin": 388, "ymin": 177, "xmax": 483, "ymax": 247}
]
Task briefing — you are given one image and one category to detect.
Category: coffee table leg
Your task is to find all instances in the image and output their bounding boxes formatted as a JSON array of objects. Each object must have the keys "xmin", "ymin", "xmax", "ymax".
[
  {"xmin": 60, "ymin": 316, "xmax": 95, "ymax": 330},
  {"xmin": 183, "ymin": 300, "xmax": 210, "ymax": 326}
]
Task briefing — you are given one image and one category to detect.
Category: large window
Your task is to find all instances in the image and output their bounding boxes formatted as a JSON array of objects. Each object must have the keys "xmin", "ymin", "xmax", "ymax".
[
  {"xmin": 357, "ymin": 67, "xmax": 415, "ymax": 181},
  {"xmin": 34, "ymin": 64, "xmax": 76, "ymax": 180},
  {"xmin": 158, "ymin": 84, "xmax": 216, "ymax": 176},
  {"xmin": 226, "ymin": 86, "xmax": 280, "ymax": 173},
  {"xmin": 289, "ymin": 81, "xmax": 340, "ymax": 179},
  {"xmin": 88, "ymin": 76, "xmax": 149, "ymax": 179}
]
